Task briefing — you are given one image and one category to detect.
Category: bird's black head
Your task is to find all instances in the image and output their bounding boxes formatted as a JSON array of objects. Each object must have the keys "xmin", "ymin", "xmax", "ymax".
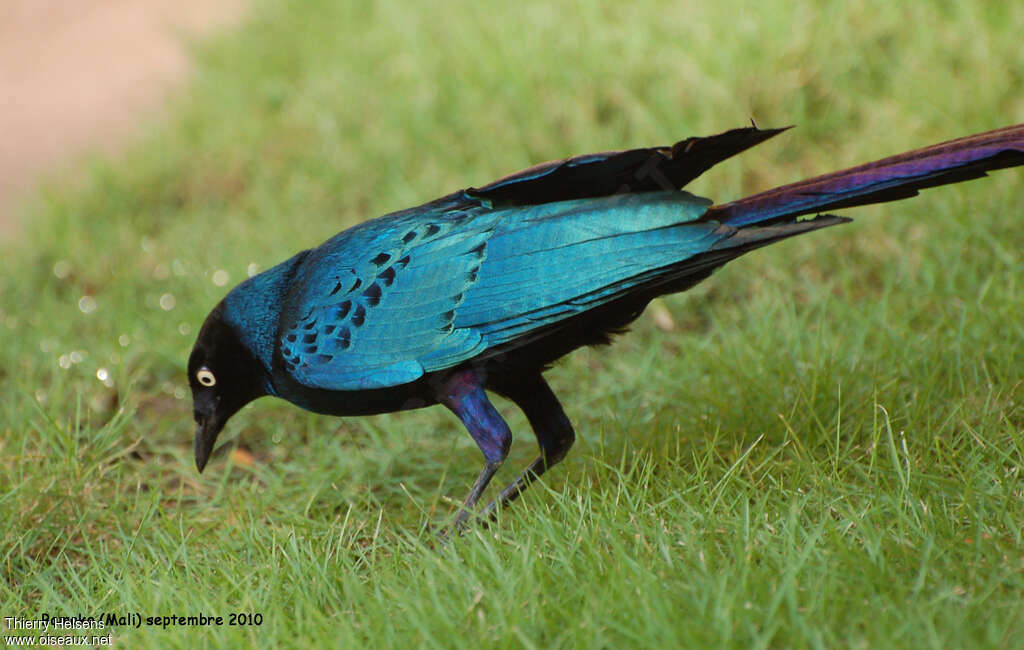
[{"xmin": 188, "ymin": 303, "xmax": 269, "ymax": 473}]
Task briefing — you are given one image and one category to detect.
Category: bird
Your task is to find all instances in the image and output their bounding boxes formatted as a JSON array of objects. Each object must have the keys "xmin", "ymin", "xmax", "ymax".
[{"xmin": 189, "ymin": 122, "xmax": 1024, "ymax": 531}]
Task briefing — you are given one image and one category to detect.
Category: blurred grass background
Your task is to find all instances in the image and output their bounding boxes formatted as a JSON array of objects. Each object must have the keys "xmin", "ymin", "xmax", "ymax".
[{"xmin": 2, "ymin": 0, "xmax": 1023, "ymax": 647}]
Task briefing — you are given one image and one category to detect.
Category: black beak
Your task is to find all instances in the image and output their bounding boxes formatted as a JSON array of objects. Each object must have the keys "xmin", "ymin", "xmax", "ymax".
[{"xmin": 194, "ymin": 417, "xmax": 222, "ymax": 473}]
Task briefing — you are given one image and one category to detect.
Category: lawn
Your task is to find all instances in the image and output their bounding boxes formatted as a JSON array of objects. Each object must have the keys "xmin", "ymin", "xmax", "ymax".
[{"xmin": 2, "ymin": 0, "xmax": 1023, "ymax": 647}]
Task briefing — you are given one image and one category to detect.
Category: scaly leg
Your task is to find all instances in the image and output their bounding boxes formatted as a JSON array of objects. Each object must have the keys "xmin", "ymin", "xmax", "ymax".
[
  {"xmin": 437, "ymin": 368, "xmax": 512, "ymax": 532},
  {"xmin": 481, "ymin": 373, "xmax": 575, "ymax": 521}
]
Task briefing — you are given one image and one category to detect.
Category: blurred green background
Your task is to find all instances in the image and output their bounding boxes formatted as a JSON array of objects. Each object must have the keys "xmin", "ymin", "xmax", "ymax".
[{"xmin": 2, "ymin": 0, "xmax": 1023, "ymax": 647}]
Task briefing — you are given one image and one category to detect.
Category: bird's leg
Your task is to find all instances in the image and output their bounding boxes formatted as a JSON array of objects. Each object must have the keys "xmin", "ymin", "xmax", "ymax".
[
  {"xmin": 480, "ymin": 374, "xmax": 575, "ymax": 521},
  {"xmin": 438, "ymin": 368, "xmax": 512, "ymax": 531}
]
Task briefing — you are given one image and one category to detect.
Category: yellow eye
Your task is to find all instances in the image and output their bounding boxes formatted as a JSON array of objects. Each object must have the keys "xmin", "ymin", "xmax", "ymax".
[{"xmin": 196, "ymin": 368, "xmax": 217, "ymax": 387}]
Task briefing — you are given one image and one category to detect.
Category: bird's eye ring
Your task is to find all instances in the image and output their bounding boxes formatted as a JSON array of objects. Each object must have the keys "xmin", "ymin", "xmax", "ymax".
[{"xmin": 196, "ymin": 368, "xmax": 217, "ymax": 387}]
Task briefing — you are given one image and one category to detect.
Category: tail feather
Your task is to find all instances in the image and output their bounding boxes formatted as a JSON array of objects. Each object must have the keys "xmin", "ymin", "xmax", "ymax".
[{"xmin": 708, "ymin": 123, "xmax": 1024, "ymax": 227}]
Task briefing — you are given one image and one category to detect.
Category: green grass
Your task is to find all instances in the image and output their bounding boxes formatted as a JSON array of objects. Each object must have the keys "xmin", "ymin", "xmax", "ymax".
[{"xmin": 3, "ymin": 0, "xmax": 1024, "ymax": 647}]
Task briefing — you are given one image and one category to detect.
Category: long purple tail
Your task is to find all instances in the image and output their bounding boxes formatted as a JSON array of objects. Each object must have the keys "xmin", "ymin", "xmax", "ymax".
[{"xmin": 707, "ymin": 123, "xmax": 1024, "ymax": 227}]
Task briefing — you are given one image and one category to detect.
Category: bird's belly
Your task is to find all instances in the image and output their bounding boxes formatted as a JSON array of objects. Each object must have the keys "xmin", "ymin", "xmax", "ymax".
[{"xmin": 272, "ymin": 375, "xmax": 438, "ymax": 417}]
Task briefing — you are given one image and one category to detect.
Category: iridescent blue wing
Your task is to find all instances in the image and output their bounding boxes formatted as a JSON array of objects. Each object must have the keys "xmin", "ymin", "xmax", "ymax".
[
  {"xmin": 277, "ymin": 126, "xmax": 798, "ymax": 390},
  {"xmin": 279, "ymin": 191, "xmax": 736, "ymax": 390},
  {"xmin": 278, "ymin": 205, "xmax": 498, "ymax": 390}
]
